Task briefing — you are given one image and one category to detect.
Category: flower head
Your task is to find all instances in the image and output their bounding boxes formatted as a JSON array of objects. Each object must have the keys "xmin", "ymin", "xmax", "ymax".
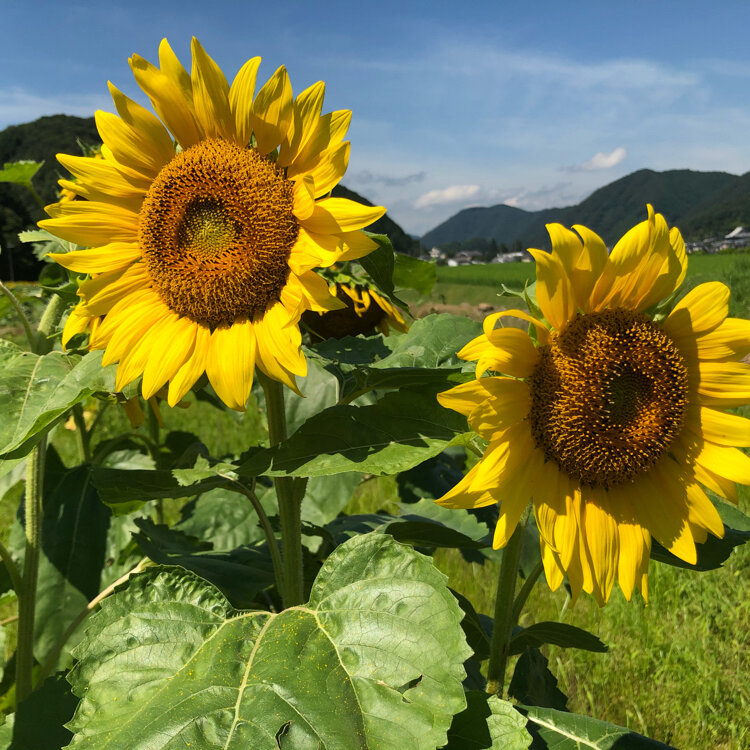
[
  {"xmin": 438, "ymin": 206, "xmax": 750, "ymax": 604},
  {"xmin": 41, "ymin": 38, "xmax": 384, "ymax": 410},
  {"xmin": 302, "ymin": 281, "xmax": 408, "ymax": 340}
]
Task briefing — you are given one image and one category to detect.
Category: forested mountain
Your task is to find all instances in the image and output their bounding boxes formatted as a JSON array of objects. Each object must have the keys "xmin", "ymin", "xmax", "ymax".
[
  {"xmin": 0, "ymin": 115, "xmax": 418, "ymax": 280},
  {"xmin": 421, "ymin": 169, "xmax": 750, "ymax": 251}
]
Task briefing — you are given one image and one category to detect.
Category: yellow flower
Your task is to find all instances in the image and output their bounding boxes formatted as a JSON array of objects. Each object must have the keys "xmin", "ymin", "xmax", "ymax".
[
  {"xmin": 437, "ymin": 206, "xmax": 750, "ymax": 604},
  {"xmin": 302, "ymin": 282, "xmax": 409, "ymax": 339},
  {"xmin": 41, "ymin": 38, "xmax": 384, "ymax": 410}
]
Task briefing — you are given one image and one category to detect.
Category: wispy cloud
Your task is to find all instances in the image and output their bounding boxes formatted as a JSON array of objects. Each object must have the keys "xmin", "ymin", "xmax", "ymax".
[
  {"xmin": 414, "ymin": 184, "xmax": 481, "ymax": 209},
  {"xmin": 350, "ymin": 170, "xmax": 426, "ymax": 187},
  {"xmin": 563, "ymin": 147, "xmax": 627, "ymax": 173}
]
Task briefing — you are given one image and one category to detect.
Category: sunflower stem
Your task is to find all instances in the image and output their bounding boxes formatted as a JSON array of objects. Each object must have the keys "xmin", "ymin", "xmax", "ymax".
[
  {"xmin": 486, "ymin": 513, "xmax": 528, "ymax": 697},
  {"xmin": 260, "ymin": 373, "xmax": 304, "ymax": 608},
  {"xmin": 35, "ymin": 292, "xmax": 66, "ymax": 354},
  {"xmin": 72, "ymin": 404, "xmax": 91, "ymax": 463},
  {"xmin": 15, "ymin": 434, "xmax": 47, "ymax": 704}
]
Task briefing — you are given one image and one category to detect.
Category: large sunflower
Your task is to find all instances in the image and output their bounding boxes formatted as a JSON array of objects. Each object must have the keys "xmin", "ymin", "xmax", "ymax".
[
  {"xmin": 437, "ymin": 206, "xmax": 750, "ymax": 604},
  {"xmin": 41, "ymin": 38, "xmax": 384, "ymax": 410}
]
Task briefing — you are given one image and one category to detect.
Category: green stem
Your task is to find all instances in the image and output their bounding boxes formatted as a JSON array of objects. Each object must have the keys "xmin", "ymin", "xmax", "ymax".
[
  {"xmin": 223, "ymin": 478, "xmax": 284, "ymax": 601},
  {"xmin": 71, "ymin": 404, "xmax": 91, "ymax": 463},
  {"xmin": 36, "ymin": 559, "xmax": 148, "ymax": 686},
  {"xmin": 0, "ymin": 282, "xmax": 36, "ymax": 349},
  {"xmin": 260, "ymin": 372, "xmax": 304, "ymax": 608},
  {"xmin": 16, "ymin": 435, "xmax": 47, "ymax": 703},
  {"xmin": 486, "ymin": 512, "xmax": 528, "ymax": 697},
  {"xmin": 510, "ymin": 559, "xmax": 544, "ymax": 627}
]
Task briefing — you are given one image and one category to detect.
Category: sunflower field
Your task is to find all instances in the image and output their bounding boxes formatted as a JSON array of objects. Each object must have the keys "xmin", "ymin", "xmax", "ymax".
[{"xmin": 0, "ymin": 37, "xmax": 748, "ymax": 750}]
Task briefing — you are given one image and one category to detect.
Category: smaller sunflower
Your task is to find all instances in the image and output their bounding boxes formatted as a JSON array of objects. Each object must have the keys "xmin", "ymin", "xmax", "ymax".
[
  {"xmin": 436, "ymin": 207, "xmax": 750, "ymax": 604},
  {"xmin": 302, "ymin": 277, "xmax": 408, "ymax": 339}
]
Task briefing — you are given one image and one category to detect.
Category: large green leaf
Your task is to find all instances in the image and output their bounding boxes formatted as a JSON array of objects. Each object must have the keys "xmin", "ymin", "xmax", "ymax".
[
  {"xmin": 67, "ymin": 534, "xmax": 471, "ymax": 749},
  {"xmin": 357, "ymin": 233, "xmax": 408, "ymax": 308},
  {"xmin": 444, "ymin": 692, "xmax": 530, "ymax": 749},
  {"xmin": 521, "ymin": 705, "xmax": 676, "ymax": 749},
  {"xmin": 237, "ymin": 387, "xmax": 469, "ymax": 478},
  {"xmin": 0, "ymin": 350, "xmax": 116, "ymax": 459}
]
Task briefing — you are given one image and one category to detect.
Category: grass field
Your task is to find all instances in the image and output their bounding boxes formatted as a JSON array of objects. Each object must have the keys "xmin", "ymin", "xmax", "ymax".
[{"xmin": 2, "ymin": 251, "xmax": 749, "ymax": 748}]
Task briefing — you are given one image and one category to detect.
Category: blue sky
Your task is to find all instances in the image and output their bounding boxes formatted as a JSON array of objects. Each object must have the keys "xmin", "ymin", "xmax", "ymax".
[{"xmin": 2, "ymin": 0, "xmax": 750, "ymax": 235}]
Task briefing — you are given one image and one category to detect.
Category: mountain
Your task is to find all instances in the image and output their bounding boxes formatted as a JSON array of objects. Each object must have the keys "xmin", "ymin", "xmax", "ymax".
[
  {"xmin": 0, "ymin": 115, "xmax": 418, "ymax": 280},
  {"xmin": 1, "ymin": 115, "xmax": 99, "ymax": 279},
  {"xmin": 421, "ymin": 169, "xmax": 749, "ymax": 251}
]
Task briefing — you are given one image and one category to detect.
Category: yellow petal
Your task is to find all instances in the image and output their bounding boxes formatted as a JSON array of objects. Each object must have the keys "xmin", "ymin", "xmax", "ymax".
[
  {"xmin": 302, "ymin": 198, "xmax": 385, "ymax": 234},
  {"xmin": 287, "ymin": 110, "xmax": 351, "ymax": 177},
  {"xmin": 40, "ymin": 201, "xmax": 138, "ymax": 247},
  {"xmin": 96, "ymin": 291, "xmax": 165, "ymax": 360},
  {"xmin": 251, "ymin": 65, "xmax": 293, "ymax": 155},
  {"xmin": 616, "ymin": 519, "xmax": 647, "ymax": 601},
  {"xmin": 580, "ymin": 487, "xmax": 619, "ymax": 603},
  {"xmin": 278, "ymin": 81, "xmax": 326, "ymax": 167},
  {"xmin": 693, "ymin": 440, "xmax": 750, "ymax": 486},
  {"xmin": 693, "ymin": 406, "xmax": 750, "ymax": 446},
  {"xmin": 114, "ymin": 307, "xmax": 174, "ymax": 391},
  {"xmin": 141, "ymin": 316, "xmax": 197, "ymax": 399},
  {"xmin": 697, "ymin": 361, "xmax": 750, "ymax": 407},
  {"xmin": 130, "ymin": 40, "xmax": 202, "ymax": 148},
  {"xmin": 107, "ymin": 82, "xmax": 175, "ymax": 168},
  {"xmin": 292, "ymin": 175, "xmax": 316, "ymax": 221},
  {"xmin": 168, "ymin": 325, "xmax": 211, "ymax": 406},
  {"xmin": 482, "ymin": 308, "xmax": 549, "ymax": 344},
  {"xmin": 663, "ymin": 281, "xmax": 729, "ymax": 340},
  {"xmin": 570, "ymin": 224, "xmax": 608, "ymax": 311},
  {"xmin": 57, "ymin": 152, "xmax": 151, "ymax": 198},
  {"xmin": 468, "ymin": 377, "xmax": 531, "ymax": 437},
  {"xmin": 459, "ymin": 328, "xmax": 539, "ymax": 379},
  {"xmin": 228, "ymin": 56, "xmax": 261, "ymax": 148},
  {"xmin": 308, "ymin": 141, "xmax": 350, "ymax": 198},
  {"xmin": 336, "ymin": 230, "xmax": 380, "ymax": 262},
  {"xmin": 254, "ymin": 303, "xmax": 307, "ymax": 377},
  {"xmin": 77, "ymin": 263, "xmax": 150, "ymax": 316},
  {"xmin": 693, "ymin": 318, "xmax": 750, "ymax": 361},
  {"xmin": 437, "ymin": 379, "xmax": 496, "ymax": 417},
  {"xmin": 685, "ymin": 482, "xmax": 725, "ymax": 539},
  {"xmin": 528, "ymin": 248, "xmax": 575, "ymax": 330},
  {"xmin": 48, "ymin": 243, "xmax": 141, "ymax": 274},
  {"xmin": 190, "ymin": 38, "xmax": 233, "ymax": 141},
  {"xmin": 205, "ymin": 321, "xmax": 257, "ymax": 411}
]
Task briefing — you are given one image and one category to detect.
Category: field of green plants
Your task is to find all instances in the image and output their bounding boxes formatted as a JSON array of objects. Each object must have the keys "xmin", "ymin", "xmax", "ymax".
[{"xmin": 1, "ymin": 252, "xmax": 748, "ymax": 749}]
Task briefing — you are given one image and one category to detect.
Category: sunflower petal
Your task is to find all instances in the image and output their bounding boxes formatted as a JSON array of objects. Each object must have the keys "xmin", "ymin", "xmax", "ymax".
[
  {"xmin": 191, "ymin": 38, "xmax": 233, "ymax": 141},
  {"xmin": 251, "ymin": 65, "xmax": 293, "ymax": 155},
  {"xmin": 205, "ymin": 321, "xmax": 257, "ymax": 411}
]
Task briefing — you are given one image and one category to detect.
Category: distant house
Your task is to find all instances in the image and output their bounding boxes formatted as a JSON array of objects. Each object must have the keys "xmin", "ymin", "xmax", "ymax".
[{"xmin": 492, "ymin": 251, "xmax": 532, "ymax": 263}]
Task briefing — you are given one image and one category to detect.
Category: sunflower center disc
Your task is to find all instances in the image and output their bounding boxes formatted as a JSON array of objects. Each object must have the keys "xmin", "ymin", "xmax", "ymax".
[
  {"xmin": 528, "ymin": 308, "xmax": 688, "ymax": 487},
  {"xmin": 139, "ymin": 138, "xmax": 299, "ymax": 328}
]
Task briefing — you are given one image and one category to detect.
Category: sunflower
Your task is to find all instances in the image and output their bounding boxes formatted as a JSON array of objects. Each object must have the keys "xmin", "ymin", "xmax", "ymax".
[
  {"xmin": 41, "ymin": 38, "xmax": 384, "ymax": 410},
  {"xmin": 302, "ymin": 282, "xmax": 409, "ymax": 339},
  {"xmin": 437, "ymin": 206, "xmax": 750, "ymax": 604}
]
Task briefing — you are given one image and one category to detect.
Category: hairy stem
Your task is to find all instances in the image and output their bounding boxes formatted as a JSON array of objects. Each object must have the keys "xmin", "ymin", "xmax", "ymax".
[
  {"xmin": 486, "ymin": 513, "xmax": 528, "ymax": 697},
  {"xmin": 260, "ymin": 373, "xmax": 304, "ymax": 608},
  {"xmin": 15, "ymin": 436, "xmax": 47, "ymax": 703},
  {"xmin": 72, "ymin": 404, "xmax": 91, "ymax": 463}
]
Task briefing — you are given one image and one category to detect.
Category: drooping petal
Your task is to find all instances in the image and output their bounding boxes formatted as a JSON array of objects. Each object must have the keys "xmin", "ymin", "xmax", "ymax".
[{"xmin": 205, "ymin": 321, "xmax": 257, "ymax": 411}]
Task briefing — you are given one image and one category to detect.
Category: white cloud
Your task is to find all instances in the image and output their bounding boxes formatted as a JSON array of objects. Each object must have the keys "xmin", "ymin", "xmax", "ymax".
[
  {"xmin": 414, "ymin": 184, "xmax": 481, "ymax": 209},
  {"xmin": 581, "ymin": 147, "xmax": 627, "ymax": 171}
]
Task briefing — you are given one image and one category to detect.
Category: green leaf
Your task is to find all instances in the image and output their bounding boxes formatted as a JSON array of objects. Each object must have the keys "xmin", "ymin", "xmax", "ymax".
[
  {"xmin": 311, "ymin": 314, "xmax": 480, "ymax": 401},
  {"xmin": 68, "ymin": 534, "xmax": 471, "ymax": 749},
  {"xmin": 237, "ymin": 387, "xmax": 469, "ymax": 478},
  {"xmin": 444, "ymin": 691, "xmax": 531, "ymax": 749},
  {"xmin": 521, "ymin": 705, "xmax": 676, "ymax": 749},
  {"xmin": 508, "ymin": 648, "xmax": 568, "ymax": 711},
  {"xmin": 132, "ymin": 519, "xmax": 277, "ymax": 608},
  {"xmin": 509, "ymin": 622, "xmax": 608, "ymax": 655},
  {"xmin": 0, "ymin": 160, "xmax": 43, "ymax": 188},
  {"xmin": 301, "ymin": 473, "xmax": 362, "ymax": 527},
  {"xmin": 650, "ymin": 523, "xmax": 750, "ymax": 571},
  {"xmin": 393, "ymin": 254, "xmax": 437, "ymax": 296},
  {"xmin": 90, "ymin": 465, "xmax": 229, "ymax": 514},
  {"xmin": 10, "ymin": 674, "xmax": 77, "ymax": 749},
  {"xmin": 451, "ymin": 590, "xmax": 491, "ymax": 662},
  {"xmin": 0, "ymin": 350, "xmax": 116, "ymax": 459}
]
